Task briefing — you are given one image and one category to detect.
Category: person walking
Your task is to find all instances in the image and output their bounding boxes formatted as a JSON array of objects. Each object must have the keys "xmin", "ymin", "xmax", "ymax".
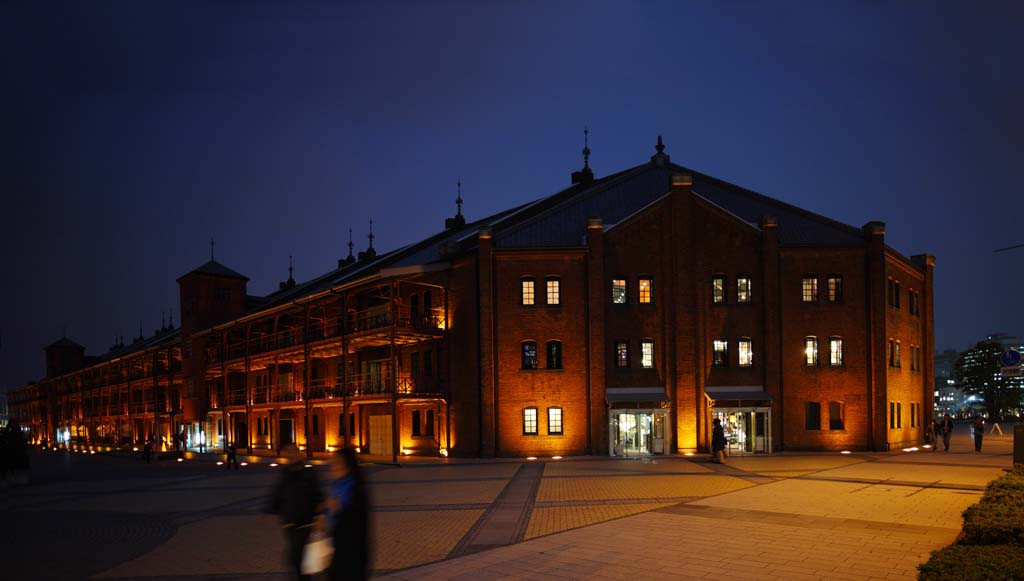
[
  {"xmin": 270, "ymin": 449, "xmax": 324, "ymax": 580},
  {"xmin": 711, "ymin": 418, "xmax": 727, "ymax": 464},
  {"xmin": 143, "ymin": 439, "xmax": 152, "ymax": 464},
  {"xmin": 328, "ymin": 448, "xmax": 370, "ymax": 581},
  {"xmin": 973, "ymin": 415, "xmax": 985, "ymax": 452},
  {"xmin": 226, "ymin": 442, "xmax": 239, "ymax": 470},
  {"xmin": 940, "ymin": 414, "xmax": 954, "ymax": 452}
]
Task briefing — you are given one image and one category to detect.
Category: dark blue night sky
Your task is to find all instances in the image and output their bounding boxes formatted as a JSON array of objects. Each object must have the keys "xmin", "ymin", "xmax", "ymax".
[{"xmin": 2, "ymin": 1, "xmax": 1021, "ymax": 390}]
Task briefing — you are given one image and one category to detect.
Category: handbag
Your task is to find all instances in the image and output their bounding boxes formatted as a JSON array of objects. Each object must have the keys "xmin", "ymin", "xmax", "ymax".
[{"xmin": 301, "ymin": 532, "xmax": 334, "ymax": 575}]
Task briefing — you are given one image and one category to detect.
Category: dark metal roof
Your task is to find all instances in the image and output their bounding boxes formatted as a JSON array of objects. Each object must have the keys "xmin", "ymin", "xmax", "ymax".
[
  {"xmin": 606, "ymin": 387, "xmax": 669, "ymax": 403},
  {"xmin": 705, "ymin": 386, "xmax": 774, "ymax": 402},
  {"xmin": 46, "ymin": 337, "xmax": 84, "ymax": 350},
  {"xmin": 177, "ymin": 260, "xmax": 250, "ymax": 282}
]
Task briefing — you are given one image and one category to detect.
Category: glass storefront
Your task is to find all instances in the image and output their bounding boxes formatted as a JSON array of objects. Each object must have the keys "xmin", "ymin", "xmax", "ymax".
[
  {"xmin": 711, "ymin": 407, "xmax": 771, "ymax": 455},
  {"xmin": 610, "ymin": 409, "xmax": 667, "ymax": 456}
]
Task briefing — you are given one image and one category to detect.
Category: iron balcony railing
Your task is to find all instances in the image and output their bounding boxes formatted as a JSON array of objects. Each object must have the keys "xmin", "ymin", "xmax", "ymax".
[{"xmin": 209, "ymin": 306, "xmax": 445, "ymax": 364}]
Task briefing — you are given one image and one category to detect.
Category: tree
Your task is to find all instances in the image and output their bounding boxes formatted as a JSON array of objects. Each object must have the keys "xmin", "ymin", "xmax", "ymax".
[{"xmin": 953, "ymin": 341, "xmax": 1021, "ymax": 419}]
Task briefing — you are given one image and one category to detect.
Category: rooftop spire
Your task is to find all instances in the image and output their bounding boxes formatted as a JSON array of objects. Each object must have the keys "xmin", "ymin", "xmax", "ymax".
[
  {"xmin": 650, "ymin": 134, "xmax": 670, "ymax": 166},
  {"xmin": 571, "ymin": 127, "xmax": 595, "ymax": 185},
  {"xmin": 583, "ymin": 127, "xmax": 591, "ymax": 169},
  {"xmin": 288, "ymin": 255, "xmax": 295, "ymax": 284},
  {"xmin": 210, "ymin": 238, "xmax": 215, "ymax": 261},
  {"xmin": 456, "ymin": 180, "xmax": 463, "ymax": 217},
  {"xmin": 368, "ymin": 219, "xmax": 375, "ymax": 251},
  {"xmin": 347, "ymin": 228, "xmax": 354, "ymax": 259}
]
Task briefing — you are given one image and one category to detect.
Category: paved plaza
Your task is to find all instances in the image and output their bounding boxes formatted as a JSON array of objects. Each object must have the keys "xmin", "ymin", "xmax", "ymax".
[{"xmin": 1, "ymin": 423, "xmax": 1016, "ymax": 580}]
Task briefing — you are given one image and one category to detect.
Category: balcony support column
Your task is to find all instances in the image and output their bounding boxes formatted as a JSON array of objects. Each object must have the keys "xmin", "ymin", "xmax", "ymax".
[
  {"xmin": 303, "ymin": 304, "xmax": 313, "ymax": 459},
  {"xmin": 391, "ymin": 281, "xmax": 399, "ymax": 464},
  {"xmin": 341, "ymin": 291, "xmax": 350, "ymax": 450},
  {"xmin": 221, "ymin": 330, "xmax": 229, "ymax": 452},
  {"xmin": 244, "ymin": 322, "xmax": 252, "ymax": 456}
]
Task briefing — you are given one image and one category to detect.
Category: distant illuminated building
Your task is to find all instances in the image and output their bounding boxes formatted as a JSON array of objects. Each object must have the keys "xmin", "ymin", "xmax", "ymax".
[{"xmin": 8, "ymin": 137, "xmax": 935, "ymax": 455}]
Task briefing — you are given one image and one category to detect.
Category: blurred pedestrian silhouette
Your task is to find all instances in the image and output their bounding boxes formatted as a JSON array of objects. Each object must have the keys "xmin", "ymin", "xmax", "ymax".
[
  {"xmin": 328, "ymin": 448, "xmax": 369, "ymax": 580},
  {"xmin": 973, "ymin": 416, "xmax": 984, "ymax": 452},
  {"xmin": 271, "ymin": 446, "xmax": 324, "ymax": 580},
  {"xmin": 226, "ymin": 442, "xmax": 239, "ymax": 469},
  {"xmin": 1, "ymin": 422, "xmax": 30, "ymax": 486},
  {"xmin": 940, "ymin": 414, "xmax": 953, "ymax": 452},
  {"xmin": 143, "ymin": 439, "xmax": 153, "ymax": 464},
  {"xmin": 711, "ymin": 418, "xmax": 727, "ymax": 463}
]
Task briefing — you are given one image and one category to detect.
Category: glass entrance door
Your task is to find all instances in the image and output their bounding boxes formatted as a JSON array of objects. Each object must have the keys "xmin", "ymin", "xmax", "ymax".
[
  {"xmin": 614, "ymin": 412, "xmax": 662, "ymax": 455},
  {"xmin": 712, "ymin": 408, "xmax": 771, "ymax": 455}
]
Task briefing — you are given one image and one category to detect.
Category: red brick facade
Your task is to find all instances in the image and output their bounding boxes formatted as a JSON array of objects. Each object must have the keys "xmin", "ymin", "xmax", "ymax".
[{"xmin": 10, "ymin": 145, "xmax": 934, "ymax": 456}]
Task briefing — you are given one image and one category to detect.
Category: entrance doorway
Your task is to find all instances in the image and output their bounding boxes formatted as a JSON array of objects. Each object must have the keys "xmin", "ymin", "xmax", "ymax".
[
  {"xmin": 368, "ymin": 415, "xmax": 393, "ymax": 457},
  {"xmin": 711, "ymin": 407, "xmax": 771, "ymax": 455},
  {"xmin": 609, "ymin": 410, "xmax": 667, "ymax": 456},
  {"xmin": 279, "ymin": 419, "xmax": 294, "ymax": 447}
]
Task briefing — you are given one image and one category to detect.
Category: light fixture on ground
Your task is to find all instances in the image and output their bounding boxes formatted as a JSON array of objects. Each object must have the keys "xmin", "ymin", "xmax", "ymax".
[
  {"xmin": 176, "ymin": 458, "xmax": 183, "ymax": 462},
  {"xmin": 526, "ymin": 456, "xmax": 537, "ymax": 461},
  {"xmin": 270, "ymin": 463, "xmax": 278, "ymax": 467},
  {"xmin": 551, "ymin": 456, "xmax": 563, "ymax": 460},
  {"xmin": 239, "ymin": 462, "xmax": 248, "ymax": 467},
  {"xmin": 841, "ymin": 450, "xmax": 852, "ymax": 454},
  {"xmin": 216, "ymin": 461, "xmax": 224, "ymax": 466}
]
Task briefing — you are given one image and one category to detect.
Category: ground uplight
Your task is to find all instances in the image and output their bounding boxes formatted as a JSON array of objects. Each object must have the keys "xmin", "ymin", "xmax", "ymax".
[
  {"xmin": 216, "ymin": 461, "xmax": 224, "ymax": 466},
  {"xmin": 526, "ymin": 456, "xmax": 537, "ymax": 461},
  {"xmin": 551, "ymin": 456, "xmax": 563, "ymax": 460},
  {"xmin": 683, "ymin": 452, "xmax": 695, "ymax": 457},
  {"xmin": 270, "ymin": 463, "xmax": 279, "ymax": 467},
  {"xmin": 841, "ymin": 450, "xmax": 852, "ymax": 454},
  {"xmin": 239, "ymin": 462, "xmax": 249, "ymax": 467}
]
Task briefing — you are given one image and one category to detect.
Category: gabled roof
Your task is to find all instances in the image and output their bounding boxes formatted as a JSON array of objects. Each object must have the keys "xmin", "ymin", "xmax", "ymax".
[
  {"xmin": 176, "ymin": 260, "xmax": 249, "ymax": 282},
  {"xmin": 46, "ymin": 337, "xmax": 84, "ymax": 350},
  {"xmin": 220, "ymin": 145, "xmax": 914, "ymax": 321}
]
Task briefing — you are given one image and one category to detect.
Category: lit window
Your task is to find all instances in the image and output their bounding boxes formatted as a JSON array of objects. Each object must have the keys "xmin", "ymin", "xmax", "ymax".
[
  {"xmin": 830, "ymin": 337, "xmax": 843, "ymax": 366},
  {"xmin": 612, "ymin": 279, "xmax": 626, "ymax": 304},
  {"xmin": 827, "ymin": 275, "xmax": 842, "ymax": 303},
  {"xmin": 802, "ymin": 276, "xmax": 817, "ymax": 302},
  {"xmin": 615, "ymin": 341, "xmax": 629, "ymax": 368},
  {"xmin": 521, "ymin": 278, "xmax": 535, "ymax": 306},
  {"xmin": 894, "ymin": 341, "xmax": 901, "ymax": 368},
  {"xmin": 638, "ymin": 277, "xmax": 653, "ymax": 304},
  {"xmin": 546, "ymin": 340, "xmax": 562, "ymax": 369},
  {"xmin": 804, "ymin": 337, "xmax": 818, "ymax": 366},
  {"xmin": 713, "ymin": 339, "xmax": 728, "ymax": 367},
  {"xmin": 641, "ymin": 340, "xmax": 654, "ymax": 368},
  {"xmin": 523, "ymin": 408, "xmax": 538, "ymax": 435},
  {"xmin": 521, "ymin": 341, "xmax": 538, "ymax": 369},
  {"xmin": 806, "ymin": 402, "xmax": 821, "ymax": 430},
  {"xmin": 546, "ymin": 278, "xmax": 560, "ymax": 305},
  {"xmin": 829, "ymin": 402, "xmax": 844, "ymax": 430},
  {"xmin": 737, "ymin": 277, "xmax": 752, "ymax": 303},
  {"xmin": 547, "ymin": 407, "xmax": 563, "ymax": 435},
  {"xmin": 738, "ymin": 338, "xmax": 753, "ymax": 366},
  {"xmin": 712, "ymin": 275, "xmax": 726, "ymax": 304}
]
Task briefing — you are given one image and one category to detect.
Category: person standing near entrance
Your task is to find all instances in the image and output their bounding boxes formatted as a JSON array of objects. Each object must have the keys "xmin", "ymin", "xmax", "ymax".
[
  {"xmin": 973, "ymin": 416, "xmax": 984, "ymax": 452},
  {"xmin": 940, "ymin": 414, "xmax": 954, "ymax": 452},
  {"xmin": 711, "ymin": 418, "xmax": 727, "ymax": 464},
  {"xmin": 143, "ymin": 438, "xmax": 152, "ymax": 464}
]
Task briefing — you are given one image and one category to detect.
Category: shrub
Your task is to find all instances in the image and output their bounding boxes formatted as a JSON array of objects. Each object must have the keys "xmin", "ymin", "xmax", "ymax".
[
  {"xmin": 961, "ymin": 500, "xmax": 1024, "ymax": 545},
  {"xmin": 919, "ymin": 544, "xmax": 1024, "ymax": 580}
]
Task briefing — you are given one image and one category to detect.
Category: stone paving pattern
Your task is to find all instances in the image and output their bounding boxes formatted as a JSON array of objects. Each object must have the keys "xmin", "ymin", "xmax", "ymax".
[{"xmin": 0, "ymin": 423, "xmax": 1015, "ymax": 580}]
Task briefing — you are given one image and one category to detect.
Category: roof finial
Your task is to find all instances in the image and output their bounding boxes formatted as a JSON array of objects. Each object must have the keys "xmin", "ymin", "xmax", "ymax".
[
  {"xmin": 650, "ymin": 134, "xmax": 670, "ymax": 165},
  {"xmin": 456, "ymin": 180, "xmax": 463, "ymax": 217},
  {"xmin": 288, "ymin": 255, "xmax": 295, "ymax": 284},
  {"xmin": 368, "ymin": 219, "xmax": 375, "ymax": 251},
  {"xmin": 347, "ymin": 228, "xmax": 354, "ymax": 259},
  {"xmin": 210, "ymin": 238, "xmax": 215, "ymax": 261},
  {"xmin": 582, "ymin": 127, "xmax": 591, "ymax": 169}
]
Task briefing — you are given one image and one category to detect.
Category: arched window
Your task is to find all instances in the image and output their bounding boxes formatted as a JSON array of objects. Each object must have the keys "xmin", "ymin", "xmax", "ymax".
[
  {"xmin": 521, "ymin": 341, "xmax": 538, "ymax": 369},
  {"xmin": 546, "ymin": 341, "xmax": 562, "ymax": 369},
  {"xmin": 804, "ymin": 337, "xmax": 818, "ymax": 366}
]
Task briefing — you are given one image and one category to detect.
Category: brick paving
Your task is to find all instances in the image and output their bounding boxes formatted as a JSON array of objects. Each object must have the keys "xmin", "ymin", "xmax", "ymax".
[{"xmin": 1, "ymin": 423, "xmax": 1016, "ymax": 579}]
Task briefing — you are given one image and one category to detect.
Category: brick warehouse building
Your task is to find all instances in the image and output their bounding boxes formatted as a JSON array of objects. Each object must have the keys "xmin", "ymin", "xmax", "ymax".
[{"xmin": 9, "ymin": 138, "xmax": 934, "ymax": 460}]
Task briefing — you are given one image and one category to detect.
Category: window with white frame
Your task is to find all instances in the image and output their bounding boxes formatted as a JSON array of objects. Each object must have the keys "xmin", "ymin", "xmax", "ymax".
[
  {"xmin": 638, "ymin": 277, "xmax": 653, "ymax": 304},
  {"xmin": 737, "ymin": 277, "xmax": 752, "ymax": 303},
  {"xmin": 641, "ymin": 340, "xmax": 654, "ymax": 368},
  {"xmin": 521, "ymin": 278, "xmax": 535, "ymax": 305},
  {"xmin": 827, "ymin": 275, "xmax": 843, "ymax": 303},
  {"xmin": 829, "ymin": 337, "xmax": 843, "ymax": 366},
  {"xmin": 738, "ymin": 338, "xmax": 753, "ymax": 366},
  {"xmin": 523, "ymin": 407, "xmax": 538, "ymax": 435},
  {"xmin": 712, "ymin": 275, "xmax": 726, "ymax": 304},
  {"xmin": 546, "ymin": 277, "xmax": 560, "ymax": 305},
  {"xmin": 802, "ymin": 276, "xmax": 818, "ymax": 302},
  {"xmin": 804, "ymin": 337, "xmax": 818, "ymax": 366},
  {"xmin": 547, "ymin": 407, "xmax": 563, "ymax": 435},
  {"xmin": 612, "ymin": 279, "xmax": 627, "ymax": 304},
  {"xmin": 713, "ymin": 339, "xmax": 728, "ymax": 367}
]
